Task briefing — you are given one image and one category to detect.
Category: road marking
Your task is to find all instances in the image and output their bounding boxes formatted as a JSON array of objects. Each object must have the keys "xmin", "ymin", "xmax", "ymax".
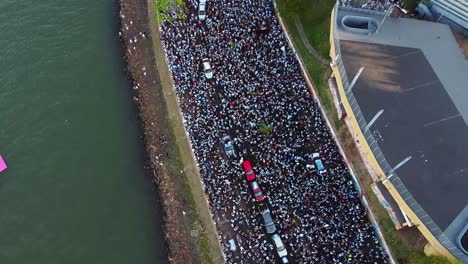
[
  {"xmin": 388, "ymin": 50, "xmax": 421, "ymax": 60},
  {"xmin": 402, "ymin": 80, "xmax": 440, "ymax": 93},
  {"xmin": 423, "ymin": 114, "xmax": 461, "ymax": 127},
  {"xmin": 452, "ymin": 168, "xmax": 467, "ymax": 175}
]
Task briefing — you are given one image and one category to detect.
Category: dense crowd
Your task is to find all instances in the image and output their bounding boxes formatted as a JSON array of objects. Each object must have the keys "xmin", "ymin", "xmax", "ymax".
[
  {"xmin": 159, "ymin": 0, "xmax": 388, "ymax": 263},
  {"xmin": 340, "ymin": 0, "xmax": 402, "ymax": 11}
]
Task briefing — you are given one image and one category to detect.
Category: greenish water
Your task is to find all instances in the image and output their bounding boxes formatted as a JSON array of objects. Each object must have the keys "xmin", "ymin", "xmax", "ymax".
[{"xmin": 0, "ymin": 0, "xmax": 165, "ymax": 263}]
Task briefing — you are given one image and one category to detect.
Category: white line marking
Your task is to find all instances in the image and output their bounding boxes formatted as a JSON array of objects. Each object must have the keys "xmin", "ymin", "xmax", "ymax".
[
  {"xmin": 423, "ymin": 114, "xmax": 461, "ymax": 127},
  {"xmin": 453, "ymin": 168, "xmax": 468, "ymax": 175},
  {"xmin": 403, "ymin": 80, "xmax": 440, "ymax": 93},
  {"xmin": 388, "ymin": 50, "xmax": 421, "ymax": 60}
]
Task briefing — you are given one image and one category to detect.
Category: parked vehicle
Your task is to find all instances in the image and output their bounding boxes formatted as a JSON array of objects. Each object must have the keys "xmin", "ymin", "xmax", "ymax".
[
  {"xmin": 202, "ymin": 58, "xmax": 213, "ymax": 79},
  {"xmin": 242, "ymin": 160, "xmax": 256, "ymax": 181},
  {"xmin": 222, "ymin": 135, "xmax": 235, "ymax": 157},
  {"xmin": 198, "ymin": 0, "xmax": 207, "ymax": 21},
  {"xmin": 228, "ymin": 239, "xmax": 237, "ymax": 251},
  {"xmin": 250, "ymin": 181, "xmax": 264, "ymax": 202},
  {"xmin": 312, "ymin": 152, "xmax": 326, "ymax": 174},
  {"xmin": 272, "ymin": 234, "xmax": 288, "ymax": 258},
  {"xmin": 261, "ymin": 209, "xmax": 276, "ymax": 234}
]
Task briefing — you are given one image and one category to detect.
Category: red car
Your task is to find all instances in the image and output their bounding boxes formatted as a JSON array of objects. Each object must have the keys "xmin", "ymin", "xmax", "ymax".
[
  {"xmin": 250, "ymin": 181, "xmax": 265, "ymax": 202},
  {"xmin": 242, "ymin": 160, "xmax": 256, "ymax": 181},
  {"xmin": 242, "ymin": 160, "xmax": 255, "ymax": 181}
]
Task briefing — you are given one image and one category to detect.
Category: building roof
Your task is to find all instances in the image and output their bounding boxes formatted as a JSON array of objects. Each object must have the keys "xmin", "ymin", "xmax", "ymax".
[
  {"xmin": 431, "ymin": 0, "xmax": 468, "ymax": 30},
  {"xmin": 335, "ymin": 7, "xmax": 468, "ymax": 261},
  {"xmin": 340, "ymin": 40, "xmax": 468, "ymax": 229}
]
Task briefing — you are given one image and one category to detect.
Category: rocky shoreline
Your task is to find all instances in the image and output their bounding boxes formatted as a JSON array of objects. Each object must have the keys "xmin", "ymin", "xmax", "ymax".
[{"xmin": 117, "ymin": 0, "xmax": 197, "ymax": 263}]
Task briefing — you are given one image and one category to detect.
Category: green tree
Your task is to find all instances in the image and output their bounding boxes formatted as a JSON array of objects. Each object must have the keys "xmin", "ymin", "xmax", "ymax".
[
  {"xmin": 154, "ymin": 0, "xmax": 186, "ymax": 22},
  {"xmin": 258, "ymin": 122, "xmax": 273, "ymax": 135},
  {"xmin": 404, "ymin": 0, "xmax": 421, "ymax": 14}
]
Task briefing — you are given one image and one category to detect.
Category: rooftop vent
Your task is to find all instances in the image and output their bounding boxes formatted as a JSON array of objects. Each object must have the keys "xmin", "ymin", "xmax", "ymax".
[
  {"xmin": 459, "ymin": 224, "xmax": 468, "ymax": 254},
  {"xmin": 341, "ymin": 15, "xmax": 380, "ymax": 35}
]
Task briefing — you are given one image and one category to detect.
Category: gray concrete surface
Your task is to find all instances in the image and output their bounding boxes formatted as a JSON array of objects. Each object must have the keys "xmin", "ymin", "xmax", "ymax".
[
  {"xmin": 337, "ymin": 9, "xmax": 468, "ymax": 125},
  {"xmin": 376, "ymin": 181, "xmax": 406, "ymax": 226}
]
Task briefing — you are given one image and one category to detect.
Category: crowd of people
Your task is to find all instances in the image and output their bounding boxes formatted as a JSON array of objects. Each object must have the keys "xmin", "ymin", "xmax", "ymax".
[
  {"xmin": 340, "ymin": 0, "xmax": 403, "ymax": 11},
  {"xmin": 159, "ymin": 0, "xmax": 388, "ymax": 263}
]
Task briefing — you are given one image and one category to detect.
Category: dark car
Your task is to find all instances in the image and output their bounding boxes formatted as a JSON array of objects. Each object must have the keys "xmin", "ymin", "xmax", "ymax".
[
  {"xmin": 222, "ymin": 135, "xmax": 235, "ymax": 157},
  {"xmin": 261, "ymin": 209, "xmax": 276, "ymax": 233}
]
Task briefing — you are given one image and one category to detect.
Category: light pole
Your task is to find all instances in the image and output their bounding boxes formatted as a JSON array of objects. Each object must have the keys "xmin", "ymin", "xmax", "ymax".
[
  {"xmin": 364, "ymin": 109, "xmax": 384, "ymax": 132},
  {"xmin": 436, "ymin": 4, "xmax": 449, "ymax": 23},
  {"xmin": 382, "ymin": 156, "xmax": 412, "ymax": 184},
  {"xmin": 379, "ymin": 4, "xmax": 408, "ymax": 33},
  {"xmin": 346, "ymin": 67, "xmax": 364, "ymax": 93}
]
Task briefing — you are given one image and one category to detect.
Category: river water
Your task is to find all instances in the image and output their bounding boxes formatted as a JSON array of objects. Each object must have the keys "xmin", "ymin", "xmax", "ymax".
[{"xmin": 0, "ymin": 0, "xmax": 165, "ymax": 263}]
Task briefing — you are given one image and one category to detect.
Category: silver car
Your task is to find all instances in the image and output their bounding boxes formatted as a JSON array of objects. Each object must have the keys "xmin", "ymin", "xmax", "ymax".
[
  {"xmin": 222, "ymin": 135, "xmax": 235, "ymax": 157},
  {"xmin": 261, "ymin": 209, "xmax": 276, "ymax": 234},
  {"xmin": 272, "ymin": 234, "xmax": 288, "ymax": 258},
  {"xmin": 202, "ymin": 58, "xmax": 213, "ymax": 79},
  {"xmin": 198, "ymin": 0, "xmax": 206, "ymax": 21}
]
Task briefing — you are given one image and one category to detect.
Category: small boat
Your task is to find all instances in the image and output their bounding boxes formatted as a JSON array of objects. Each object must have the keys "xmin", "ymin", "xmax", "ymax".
[{"xmin": 0, "ymin": 155, "xmax": 7, "ymax": 173}]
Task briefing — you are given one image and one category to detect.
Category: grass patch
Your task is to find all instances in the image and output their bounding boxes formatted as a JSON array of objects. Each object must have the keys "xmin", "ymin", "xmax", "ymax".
[
  {"xmin": 258, "ymin": 122, "xmax": 274, "ymax": 135},
  {"xmin": 277, "ymin": 0, "xmax": 335, "ymax": 58},
  {"xmin": 408, "ymin": 254, "xmax": 452, "ymax": 264},
  {"xmin": 154, "ymin": 0, "xmax": 186, "ymax": 23},
  {"xmin": 197, "ymin": 235, "xmax": 212, "ymax": 264}
]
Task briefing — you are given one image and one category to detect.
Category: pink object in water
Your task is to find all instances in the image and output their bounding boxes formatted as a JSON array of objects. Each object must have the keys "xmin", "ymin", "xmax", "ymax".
[{"xmin": 0, "ymin": 155, "xmax": 7, "ymax": 173}]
